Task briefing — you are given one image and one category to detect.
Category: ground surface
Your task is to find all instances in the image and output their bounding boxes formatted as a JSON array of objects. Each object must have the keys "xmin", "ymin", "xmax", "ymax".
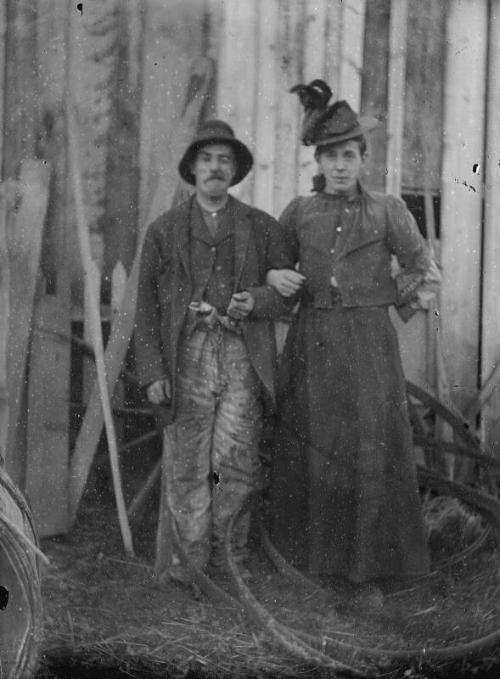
[{"xmin": 35, "ymin": 451, "xmax": 500, "ymax": 679}]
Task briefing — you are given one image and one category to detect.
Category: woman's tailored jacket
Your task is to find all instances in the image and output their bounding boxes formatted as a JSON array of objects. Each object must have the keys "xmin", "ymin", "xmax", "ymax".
[
  {"xmin": 134, "ymin": 195, "xmax": 293, "ymax": 425},
  {"xmin": 282, "ymin": 185, "xmax": 436, "ymax": 312}
]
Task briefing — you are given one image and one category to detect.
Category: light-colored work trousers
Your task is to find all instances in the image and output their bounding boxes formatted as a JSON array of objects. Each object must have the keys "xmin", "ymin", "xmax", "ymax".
[{"xmin": 155, "ymin": 325, "xmax": 263, "ymax": 577}]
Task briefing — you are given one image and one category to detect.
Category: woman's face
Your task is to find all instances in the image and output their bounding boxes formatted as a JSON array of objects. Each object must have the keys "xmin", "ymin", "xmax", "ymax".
[{"xmin": 316, "ymin": 139, "xmax": 366, "ymax": 196}]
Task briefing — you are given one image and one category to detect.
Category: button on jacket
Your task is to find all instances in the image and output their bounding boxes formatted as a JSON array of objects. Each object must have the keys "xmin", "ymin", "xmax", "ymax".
[
  {"xmin": 134, "ymin": 195, "xmax": 294, "ymax": 424},
  {"xmin": 281, "ymin": 184, "xmax": 434, "ymax": 310}
]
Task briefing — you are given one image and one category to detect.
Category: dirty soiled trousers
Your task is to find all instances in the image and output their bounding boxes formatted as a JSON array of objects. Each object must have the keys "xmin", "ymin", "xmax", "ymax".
[{"xmin": 158, "ymin": 326, "xmax": 263, "ymax": 574}]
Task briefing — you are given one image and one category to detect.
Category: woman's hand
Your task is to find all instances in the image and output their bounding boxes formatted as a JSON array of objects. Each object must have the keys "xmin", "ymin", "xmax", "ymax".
[{"xmin": 266, "ymin": 269, "xmax": 305, "ymax": 297}]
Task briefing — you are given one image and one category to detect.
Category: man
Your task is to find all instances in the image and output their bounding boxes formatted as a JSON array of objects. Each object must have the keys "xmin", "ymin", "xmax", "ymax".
[{"xmin": 134, "ymin": 120, "xmax": 292, "ymax": 586}]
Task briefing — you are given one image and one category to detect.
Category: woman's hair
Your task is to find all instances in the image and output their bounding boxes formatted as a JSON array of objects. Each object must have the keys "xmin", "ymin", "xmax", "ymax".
[
  {"xmin": 314, "ymin": 134, "xmax": 367, "ymax": 159},
  {"xmin": 312, "ymin": 134, "xmax": 367, "ymax": 192}
]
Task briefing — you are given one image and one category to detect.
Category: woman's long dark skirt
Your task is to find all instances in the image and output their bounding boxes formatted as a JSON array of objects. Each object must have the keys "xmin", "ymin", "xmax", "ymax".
[{"xmin": 269, "ymin": 304, "xmax": 430, "ymax": 583}]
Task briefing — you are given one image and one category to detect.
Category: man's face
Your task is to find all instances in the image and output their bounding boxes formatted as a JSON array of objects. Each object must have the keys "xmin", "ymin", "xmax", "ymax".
[
  {"xmin": 191, "ymin": 143, "xmax": 236, "ymax": 199},
  {"xmin": 316, "ymin": 139, "xmax": 365, "ymax": 195}
]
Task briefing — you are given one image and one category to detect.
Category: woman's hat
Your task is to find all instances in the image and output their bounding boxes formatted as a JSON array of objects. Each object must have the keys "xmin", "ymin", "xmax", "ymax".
[
  {"xmin": 290, "ymin": 79, "xmax": 378, "ymax": 147},
  {"xmin": 178, "ymin": 119, "xmax": 254, "ymax": 186}
]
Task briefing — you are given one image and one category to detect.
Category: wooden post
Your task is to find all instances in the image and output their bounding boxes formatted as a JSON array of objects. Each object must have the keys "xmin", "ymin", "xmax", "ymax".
[
  {"xmin": 69, "ymin": 108, "xmax": 134, "ymax": 556},
  {"xmin": 360, "ymin": 0, "xmax": 391, "ymax": 191},
  {"xmin": 338, "ymin": 0, "xmax": 366, "ymax": 109},
  {"xmin": 273, "ymin": 0, "xmax": 302, "ymax": 216},
  {"xmin": 297, "ymin": 0, "xmax": 328, "ymax": 197},
  {"xmin": 138, "ymin": 0, "xmax": 205, "ymax": 229},
  {"xmin": 385, "ymin": 0, "xmax": 408, "ymax": 197},
  {"xmin": 252, "ymin": 0, "xmax": 279, "ymax": 214},
  {"xmin": 215, "ymin": 0, "xmax": 258, "ymax": 205},
  {"xmin": 480, "ymin": 0, "xmax": 500, "ymax": 455},
  {"xmin": 0, "ymin": 186, "xmax": 14, "ymax": 466},
  {"xmin": 6, "ymin": 161, "xmax": 51, "ymax": 472},
  {"xmin": 23, "ymin": 0, "xmax": 73, "ymax": 537},
  {"xmin": 440, "ymin": 0, "xmax": 488, "ymax": 413}
]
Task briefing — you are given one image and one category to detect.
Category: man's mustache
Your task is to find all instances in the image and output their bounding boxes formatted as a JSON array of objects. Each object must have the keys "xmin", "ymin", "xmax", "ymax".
[{"xmin": 207, "ymin": 172, "xmax": 225, "ymax": 181}]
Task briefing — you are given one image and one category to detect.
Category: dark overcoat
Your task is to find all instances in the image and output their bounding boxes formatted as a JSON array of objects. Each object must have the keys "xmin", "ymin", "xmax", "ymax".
[{"xmin": 134, "ymin": 195, "xmax": 293, "ymax": 425}]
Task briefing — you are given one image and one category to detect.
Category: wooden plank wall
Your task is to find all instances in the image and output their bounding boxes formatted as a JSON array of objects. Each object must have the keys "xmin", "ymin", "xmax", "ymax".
[
  {"xmin": 24, "ymin": 0, "xmax": 72, "ymax": 536},
  {"xmin": 2, "ymin": 0, "xmax": 500, "ymax": 533},
  {"xmin": 440, "ymin": 0, "xmax": 488, "ymax": 413},
  {"xmin": 481, "ymin": 0, "xmax": 500, "ymax": 455},
  {"xmin": 214, "ymin": 0, "xmax": 365, "ymax": 217}
]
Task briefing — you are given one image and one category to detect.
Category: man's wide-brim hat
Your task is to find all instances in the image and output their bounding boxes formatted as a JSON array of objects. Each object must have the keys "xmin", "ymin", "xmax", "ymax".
[
  {"xmin": 290, "ymin": 79, "xmax": 378, "ymax": 147},
  {"xmin": 178, "ymin": 119, "xmax": 254, "ymax": 186}
]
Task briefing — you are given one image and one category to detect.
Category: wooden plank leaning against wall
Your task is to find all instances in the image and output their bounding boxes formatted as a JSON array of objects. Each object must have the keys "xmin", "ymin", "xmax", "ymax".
[
  {"xmin": 481, "ymin": 0, "xmax": 500, "ymax": 456},
  {"xmin": 440, "ymin": 0, "xmax": 487, "ymax": 415},
  {"xmin": 3, "ymin": 0, "xmax": 39, "ymax": 486},
  {"xmin": 25, "ymin": 0, "xmax": 73, "ymax": 537}
]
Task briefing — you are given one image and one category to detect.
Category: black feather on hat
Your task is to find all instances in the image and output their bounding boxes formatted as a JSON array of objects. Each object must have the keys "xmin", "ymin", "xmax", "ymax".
[{"xmin": 291, "ymin": 79, "xmax": 378, "ymax": 147}]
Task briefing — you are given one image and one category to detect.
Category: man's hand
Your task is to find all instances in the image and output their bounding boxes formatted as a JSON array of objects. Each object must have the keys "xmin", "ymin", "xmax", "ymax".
[
  {"xmin": 146, "ymin": 378, "xmax": 171, "ymax": 405},
  {"xmin": 227, "ymin": 291, "xmax": 255, "ymax": 319},
  {"xmin": 266, "ymin": 269, "xmax": 305, "ymax": 297}
]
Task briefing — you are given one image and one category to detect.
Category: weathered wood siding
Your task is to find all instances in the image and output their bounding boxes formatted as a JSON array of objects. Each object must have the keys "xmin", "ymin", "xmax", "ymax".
[
  {"xmin": 481, "ymin": 0, "xmax": 500, "ymax": 455},
  {"xmin": 1, "ymin": 0, "xmax": 500, "ymax": 531}
]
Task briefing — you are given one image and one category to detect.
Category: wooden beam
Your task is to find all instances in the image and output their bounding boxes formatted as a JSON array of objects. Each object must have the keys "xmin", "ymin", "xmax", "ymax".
[
  {"xmin": 2, "ymin": 1, "xmax": 38, "ymax": 181},
  {"xmin": 360, "ymin": 0, "xmax": 390, "ymax": 191},
  {"xmin": 252, "ymin": 0, "xmax": 279, "ymax": 214},
  {"xmin": 215, "ymin": 0, "xmax": 258, "ymax": 204},
  {"xmin": 402, "ymin": 0, "xmax": 446, "ymax": 192},
  {"xmin": 338, "ymin": 0, "xmax": 366, "ymax": 110},
  {"xmin": 480, "ymin": 0, "xmax": 500, "ymax": 455},
  {"xmin": 26, "ymin": 287, "xmax": 71, "ymax": 536},
  {"xmin": 297, "ymin": 0, "xmax": 328, "ymax": 197},
  {"xmin": 6, "ymin": 161, "xmax": 51, "ymax": 471},
  {"xmin": 324, "ymin": 1, "xmax": 342, "ymax": 93},
  {"xmin": 440, "ymin": 0, "xmax": 488, "ymax": 413},
  {"xmin": 273, "ymin": 0, "xmax": 302, "ymax": 215},
  {"xmin": 385, "ymin": 0, "xmax": 408, "ymax": 196},
  {"xmin": 23, "ymin": 0, "xmax": 72, "ymax": 536},
  {"xmin": 0, "ymin": 186, "xmax": 15, "ymax": 466},
  {"xmin": 138, "ymin": 0, "xmax": 205, "ymax": 228}
]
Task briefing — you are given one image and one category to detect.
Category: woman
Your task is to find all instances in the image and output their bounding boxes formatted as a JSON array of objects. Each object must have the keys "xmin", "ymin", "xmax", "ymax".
[{"xmin": 267, "ymin": 87, "xmax": 439, "ymax": 600}]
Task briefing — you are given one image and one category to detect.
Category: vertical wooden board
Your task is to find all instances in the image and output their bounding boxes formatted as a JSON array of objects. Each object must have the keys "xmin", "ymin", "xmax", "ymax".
[
  {"xmin": 324, "ymin": 1, "xmax": 342, "ymax": 92},
  {"xmin": 272, "ymin": 0, "xmax": 303, "ymax": 216},
  {"xmin": 68, "ymin": 0, "xmax": 118, "ymax": 237},
  {"xmin": 403, "ymin": 0, "xmax": 446, "ymax": 192},
  {"xmin": 6, "ymin": 161, "xmax": 51, "ymax": 468},
  {"xmin": 440, "ymin": 0, "xmax": 487, "ymax": 412},
  {"xmin": 215, "ymin": 0, "xmax": 258, "ymax": 204},
  {"xmin": 385, "ymin": 0, "xmax": 408, "ymax": 196},
  {"xmin": 0, "ymin": 193, "xmax": 10, "ymax": 465},
  {"xmin": 25, "ymin": 293, "xmax": 70, "ymax": 536},
  {"xmin": 338, "ymin": 0, "xmax": 365, "ymax": 109},
  {"xmin": 297, "ymin": 0, "xmax": 327, "ymax": 197},
  {"xmin": 252, "ymin": 0, "xmax": 279, "ymax": 214},
  {"xmin": 359, "ymin": 0, "xmax": 391, "ymax": 191},
  {"xmin": 2, "ymin": 0, "xmax": 38, "ymax": 181},
  {"xmin": 103, "ymin": 0, "xmax": 142, "ymax": 284},
  {"xmin": 0, "ymin": 0, "xmax": 5, "ymax": 176},
  {"xmin": 138, "ymin": 0, "xmax": 205, "ymax": 228},
  {"xmin": 24, "ymin": 0, "xmax": 72, "ymax": 533},
  {"xmin": 481, "ymin": 0, "xmax": 500, "ymax": 455}
]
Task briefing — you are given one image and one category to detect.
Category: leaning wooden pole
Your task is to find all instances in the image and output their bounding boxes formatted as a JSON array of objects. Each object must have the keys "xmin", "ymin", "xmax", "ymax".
[
  {"xmin": 68, "ymin": 108, "xmax": 134, "ymax": 556},
  {"xmin": 0, "ymin": 186, "xmax": 10, "ymax": 466}
]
